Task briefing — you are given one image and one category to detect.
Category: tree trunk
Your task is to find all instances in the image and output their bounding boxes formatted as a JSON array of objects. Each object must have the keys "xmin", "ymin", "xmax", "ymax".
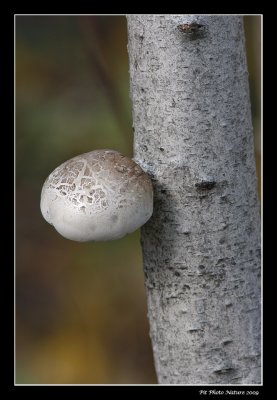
[{"xmin": 127, "ymin": 15, "xmax": 261, "ymax": 384}]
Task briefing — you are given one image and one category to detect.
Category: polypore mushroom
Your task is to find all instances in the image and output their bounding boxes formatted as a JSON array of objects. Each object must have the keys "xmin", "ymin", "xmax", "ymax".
[{"xmin": 40, "ymin": 149, "xmax": 153, "ymax": 242}]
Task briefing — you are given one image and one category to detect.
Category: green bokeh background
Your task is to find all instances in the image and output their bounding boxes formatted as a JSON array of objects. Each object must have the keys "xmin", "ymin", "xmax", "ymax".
[{"xmin": 16, "ymin": 15, "xmax": 261, "ymax": 384}]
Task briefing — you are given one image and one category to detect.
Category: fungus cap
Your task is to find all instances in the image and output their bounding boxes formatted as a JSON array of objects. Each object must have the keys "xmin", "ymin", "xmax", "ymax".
[{"xmin": 40, "ymin": 150, "xmax": 153, "ymax": 242}]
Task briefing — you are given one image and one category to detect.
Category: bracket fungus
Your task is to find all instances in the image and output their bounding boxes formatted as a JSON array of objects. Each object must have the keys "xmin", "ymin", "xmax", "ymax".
[{"xmin": 40, "ymin": 150, "xmax": 153, "ymax": 242}]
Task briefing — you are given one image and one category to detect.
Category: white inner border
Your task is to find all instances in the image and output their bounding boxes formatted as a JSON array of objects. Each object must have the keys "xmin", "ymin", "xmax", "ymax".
[{"xmin": 14, "ymin": 13, "xmax": 263, "ymax": 387}]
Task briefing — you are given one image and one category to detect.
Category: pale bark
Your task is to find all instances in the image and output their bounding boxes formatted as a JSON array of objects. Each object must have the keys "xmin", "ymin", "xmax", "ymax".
[{"xmin": 127, "ymin": 15, "xmax": 261, "ymax": 384}]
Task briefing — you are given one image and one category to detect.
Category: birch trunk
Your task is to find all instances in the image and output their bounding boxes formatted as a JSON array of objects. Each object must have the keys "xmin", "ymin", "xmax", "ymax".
[{"xmin": 127, "ymin": 15, "xmax": 261, "ymax": 384}]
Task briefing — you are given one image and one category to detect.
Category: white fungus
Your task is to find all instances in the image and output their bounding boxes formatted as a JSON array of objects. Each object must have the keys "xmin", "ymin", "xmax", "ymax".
[{"xmin": 40, "ymin": 149, "xmax": 153, "ymax": 242}]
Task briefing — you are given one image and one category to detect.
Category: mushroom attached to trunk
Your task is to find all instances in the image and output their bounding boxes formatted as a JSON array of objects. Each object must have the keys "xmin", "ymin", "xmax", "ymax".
[{"xmin": 40, "ymin": 150, "xmax": 153, "ymax": 242}]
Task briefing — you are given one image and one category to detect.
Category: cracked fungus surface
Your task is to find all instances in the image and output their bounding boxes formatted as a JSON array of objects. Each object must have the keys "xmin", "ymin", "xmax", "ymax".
[{"xmin": 40, "ymin": 150, "xmax": 153, "ymax": 242}]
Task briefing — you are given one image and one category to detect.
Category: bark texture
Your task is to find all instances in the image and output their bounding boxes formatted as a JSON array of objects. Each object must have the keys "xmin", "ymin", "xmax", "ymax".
[{"xmin": 127, "ymin": 15, "xmax": 261, "ymax": 384}]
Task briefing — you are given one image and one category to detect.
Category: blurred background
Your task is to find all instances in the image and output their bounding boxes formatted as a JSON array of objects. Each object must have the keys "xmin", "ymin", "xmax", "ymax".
[{"xmin": 16, "ymin": 15, "xmax": 261, "ymax": 384}]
